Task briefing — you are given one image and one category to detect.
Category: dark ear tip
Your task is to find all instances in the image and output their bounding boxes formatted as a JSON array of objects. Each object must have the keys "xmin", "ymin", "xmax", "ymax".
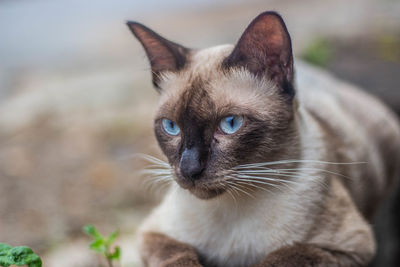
[
  {"xmin": 254, "ymin": 11, "xmax": 286, "ymax": 24},
  {"xmin": 258, "ymin": 11, "xmax": 282, "ymax": 17},
  {"xmin": 126, "ymin": 21, "xmax": 151, "ymax": 39},
  {"xmin": 126, "ymin": 21, "xmax": 152, "ymax": 34},
  {"xmin": 126, "ymin": 21, "xmax": 141, "ymax": 31}
]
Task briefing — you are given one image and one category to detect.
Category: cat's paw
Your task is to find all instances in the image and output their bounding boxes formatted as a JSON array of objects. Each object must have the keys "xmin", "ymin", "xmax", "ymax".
[
  {"xmin": 160, "ymin": 255, "xmax": 203, "ymax": 267},
  {"xmin": 252, "ymin": 244, "xmax": 338, "ymax": 267}
]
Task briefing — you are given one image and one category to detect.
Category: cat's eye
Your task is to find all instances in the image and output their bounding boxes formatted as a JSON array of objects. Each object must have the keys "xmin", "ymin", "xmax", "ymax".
[
  {"xmin": 219, "ymin": 115, "xmax": 244, "ymax": 134},
  {"xmin": 162, "ymin": 118, "xmax": 180, "ymax": 136}
]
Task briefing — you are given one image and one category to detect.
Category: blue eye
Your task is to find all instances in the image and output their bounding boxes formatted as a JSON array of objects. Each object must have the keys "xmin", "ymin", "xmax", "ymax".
[
  {"xmin": 162, "ymin": 118, "xmax": 180, "ymax": 136},
  {"xmin": 219, "ymin": 115, "xmax": 244, "ymax": 134}
]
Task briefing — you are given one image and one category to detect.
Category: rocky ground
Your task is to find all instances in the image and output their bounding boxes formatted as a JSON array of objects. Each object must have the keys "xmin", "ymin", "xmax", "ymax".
[{"xmin": 0, "ymin": 0, "xmax": 399, "ymax": 266}]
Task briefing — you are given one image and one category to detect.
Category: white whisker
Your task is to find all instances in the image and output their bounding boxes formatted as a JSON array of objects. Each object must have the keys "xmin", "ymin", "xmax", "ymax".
[
  {"xmin": 140, "ymin": 169, "xmax": 172, "ymax": 176},
  {"xmin": 221, "ymin": 181, "xmax": 238, "ymax": 206},
  {"xmin": 225, "ymin": 180, "xmax": 255, "ymax": 199},
  {"xmin": 142, "ymin": 175, "xmax": 173, "ymax": 192},
  {"xmin": 231, "ymin": 178, "xmax": 276, "ymax": 195},
  {"xmin": 138, "ymin": 154, "xmax": 170, "ymax": 167},
  {"xmin": 229, "ymin": 173, "xmax": 302, "ymax": 186},
  {"xmin": 235, "ymin": 159, "xmax": 366, "ymax": 168},
  {"xmin": 234, "ymin": 171, "xmax": 308, "ymax": 180},
  {"xmin": 136, "ymin": 154, "xmax": 175, "ymax": 194},
  {"xmin": 228, "ymin": 176, "xmax": 289, "ymax": 193},
  {"xmin": 273, "ymin": 168, "xmax": 351, "ymax": 179},
  {"xmin": 233, "ymin": 167, "xmax": 351, "ymax": 180},
  {"xmin": 143, "ymin": 164, "xmax": 171, "ymax": 169}
]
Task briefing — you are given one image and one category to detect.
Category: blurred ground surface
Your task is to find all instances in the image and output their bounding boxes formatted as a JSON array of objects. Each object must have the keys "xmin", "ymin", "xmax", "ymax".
[{"xmin": 0, "ymin": 0, "xmax": 400, "ymax": 266}]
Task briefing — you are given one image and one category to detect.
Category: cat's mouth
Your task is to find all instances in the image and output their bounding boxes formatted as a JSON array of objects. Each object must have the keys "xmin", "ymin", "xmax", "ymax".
[
  {"xmin": 174, "ymin": 172, "xmax": 227, "ymax": 199},
  {"xmin": 189, "ymin": 184, "xmax": 226, "ymax": 199}
]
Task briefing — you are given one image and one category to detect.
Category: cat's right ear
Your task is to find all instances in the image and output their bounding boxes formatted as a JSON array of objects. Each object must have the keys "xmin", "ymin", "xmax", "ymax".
[
  {"xmin": 223, "ymin": 12, "xmax": 294, "ymax": 98},
  {"xmin": 126, "ymin": 22, "xmax": 189, "ymax": 90}
]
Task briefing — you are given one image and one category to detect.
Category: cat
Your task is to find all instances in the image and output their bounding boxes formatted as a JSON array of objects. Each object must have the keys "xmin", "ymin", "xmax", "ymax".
[{"xmin": 127, "ymin": 11, "xmax": 400, "ymax": 267}]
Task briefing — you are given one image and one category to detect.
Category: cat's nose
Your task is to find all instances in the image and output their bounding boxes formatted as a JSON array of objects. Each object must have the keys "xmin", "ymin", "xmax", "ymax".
[{"xmin": 179, "ymin": 147, "xmax": 204, "ymax": 180}]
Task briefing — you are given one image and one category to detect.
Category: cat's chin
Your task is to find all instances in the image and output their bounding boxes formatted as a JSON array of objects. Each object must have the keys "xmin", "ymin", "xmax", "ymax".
[
  {"xmin": 174, "ymin": 177, "xmax": 226, "ymax": 199},
  {"xmin": 188, "ymin": 186, "xmax": 226, "ymax": 200}
]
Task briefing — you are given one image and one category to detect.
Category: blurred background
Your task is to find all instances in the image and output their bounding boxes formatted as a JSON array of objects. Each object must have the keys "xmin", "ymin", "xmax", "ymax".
[{"xmin": 0, "ymin": 0, "xmax": 399, "ymax": 266}]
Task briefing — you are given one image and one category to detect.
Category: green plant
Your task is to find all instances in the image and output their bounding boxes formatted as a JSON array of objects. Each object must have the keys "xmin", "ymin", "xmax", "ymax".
[
  {"xmin": 377, "ymin": 34, "xmax": 400, "ymax": 62},
  {"xmin": 301, "ymin": 38, "xmax": 333, "ymax": 67},
  {"xmin": 0, "ymin": 243, "xmax": 42, "ymax": 267},
  {"xmin": 83, "ymin": 224, "xmax": 121, "ymax": 267}
]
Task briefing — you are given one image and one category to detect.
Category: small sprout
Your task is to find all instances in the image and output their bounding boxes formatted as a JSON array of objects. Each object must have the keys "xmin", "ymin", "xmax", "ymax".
[
  {"xmin": 83, "ymin": 224, "xmax": 121, "ymax": 267},
  {"xmin": 301, "ymin": 38, "xmax": 333, "ymax": 67},
  {"xmin": 0, "ymin": 243, "xmax": 42, "ymax": 267},
  {"xmin": 377, "ymin": 34, "xmax": 400, "ymax": 62}
]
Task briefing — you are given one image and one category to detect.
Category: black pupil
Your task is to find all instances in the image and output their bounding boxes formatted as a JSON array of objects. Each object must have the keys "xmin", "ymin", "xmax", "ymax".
[
  {"xmin": 228, "ymin": 117, "xmax": 235, "ymax": 128},
  {"xmin": 169, "ymin": 121, "xmax": 174, "ymax": 129}
]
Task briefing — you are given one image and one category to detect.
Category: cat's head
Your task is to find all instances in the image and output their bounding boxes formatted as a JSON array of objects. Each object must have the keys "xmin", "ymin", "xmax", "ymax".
[{"xmin": 128, "ymin": 12, "xmax": 299, "ymax": 199}]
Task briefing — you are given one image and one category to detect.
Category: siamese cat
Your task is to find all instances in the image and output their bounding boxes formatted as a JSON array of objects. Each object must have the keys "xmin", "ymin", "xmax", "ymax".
[{"xmin": 127, "ymin": 11, "xmax": 400, "ymax": 267}]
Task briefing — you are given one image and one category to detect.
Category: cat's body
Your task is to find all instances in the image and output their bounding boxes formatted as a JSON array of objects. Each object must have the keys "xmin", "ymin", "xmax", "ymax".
[{"xmin": 127, "ymin": 12, "xmax": 400, "ymax": 267}]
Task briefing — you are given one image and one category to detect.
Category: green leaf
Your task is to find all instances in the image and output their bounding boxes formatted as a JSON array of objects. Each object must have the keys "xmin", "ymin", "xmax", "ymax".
[
  {"xmin": 0, "ymin": 243, "xmax": 12, "ymax": 256},
  {"xmin": 83, "ymin": 224, "xmax": 122, "ymax": 265},
  {"xmin": 89, "ymin": 239, "xmax": 106, "ymax": 253},
  {"xmin": 83, "ymin": 224, "xmax": 102, "ymax": 239},
  {"xmin": 0, "ymin": 243, "xmax": 42, "ymax": 267},
  {"xmin": 106, "ymin": 230, "xmax": 119, "ymax": 246},
  {"xmin": 108, "ymin": 246, "xmax": 121, "ymax": 260}
]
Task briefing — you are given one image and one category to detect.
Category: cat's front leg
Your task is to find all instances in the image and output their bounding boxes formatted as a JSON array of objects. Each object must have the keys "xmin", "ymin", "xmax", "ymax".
[
  {"xmin": 251, "ymin": 243, "xmax": 369, "ymax": 267},
  {"xmin": 140, "ymin": 231, "xmax": 203, "ymax": 267}
]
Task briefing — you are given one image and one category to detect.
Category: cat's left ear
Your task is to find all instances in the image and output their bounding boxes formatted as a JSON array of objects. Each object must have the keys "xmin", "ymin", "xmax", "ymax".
[
  {"xmin": 127, "ymin": 22, "xmax": 190, "ymax": 90},
  {"xmin": 223, "ymin": 11, "xmax": 294, "ymax": 97}
]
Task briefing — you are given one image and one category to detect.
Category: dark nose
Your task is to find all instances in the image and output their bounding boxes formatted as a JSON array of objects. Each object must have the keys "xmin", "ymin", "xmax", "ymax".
[{"xmin": 179, "ymin": 147, "xmax": 204, "ymax": 180}]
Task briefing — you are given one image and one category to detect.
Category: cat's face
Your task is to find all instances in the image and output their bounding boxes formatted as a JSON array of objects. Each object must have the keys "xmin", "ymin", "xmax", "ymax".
[{"xmin": 128, "ymin": 12, "xmax": 298, "ymax": 199}]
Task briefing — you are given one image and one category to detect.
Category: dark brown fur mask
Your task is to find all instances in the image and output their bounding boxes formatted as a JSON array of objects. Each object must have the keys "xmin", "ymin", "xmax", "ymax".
[{"xmin": 127, "ymin": 12, "xmax": 300, "ymax": 199}]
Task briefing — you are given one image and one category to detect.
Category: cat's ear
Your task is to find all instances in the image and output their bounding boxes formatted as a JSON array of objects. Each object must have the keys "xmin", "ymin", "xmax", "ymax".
[
  {"xmin": 127, "ymin": 22, "xmax": 189, "ymax": 90},
  {"xmin": 223, "ymin": 11, "xmax": 294, "ymax": 97}
]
